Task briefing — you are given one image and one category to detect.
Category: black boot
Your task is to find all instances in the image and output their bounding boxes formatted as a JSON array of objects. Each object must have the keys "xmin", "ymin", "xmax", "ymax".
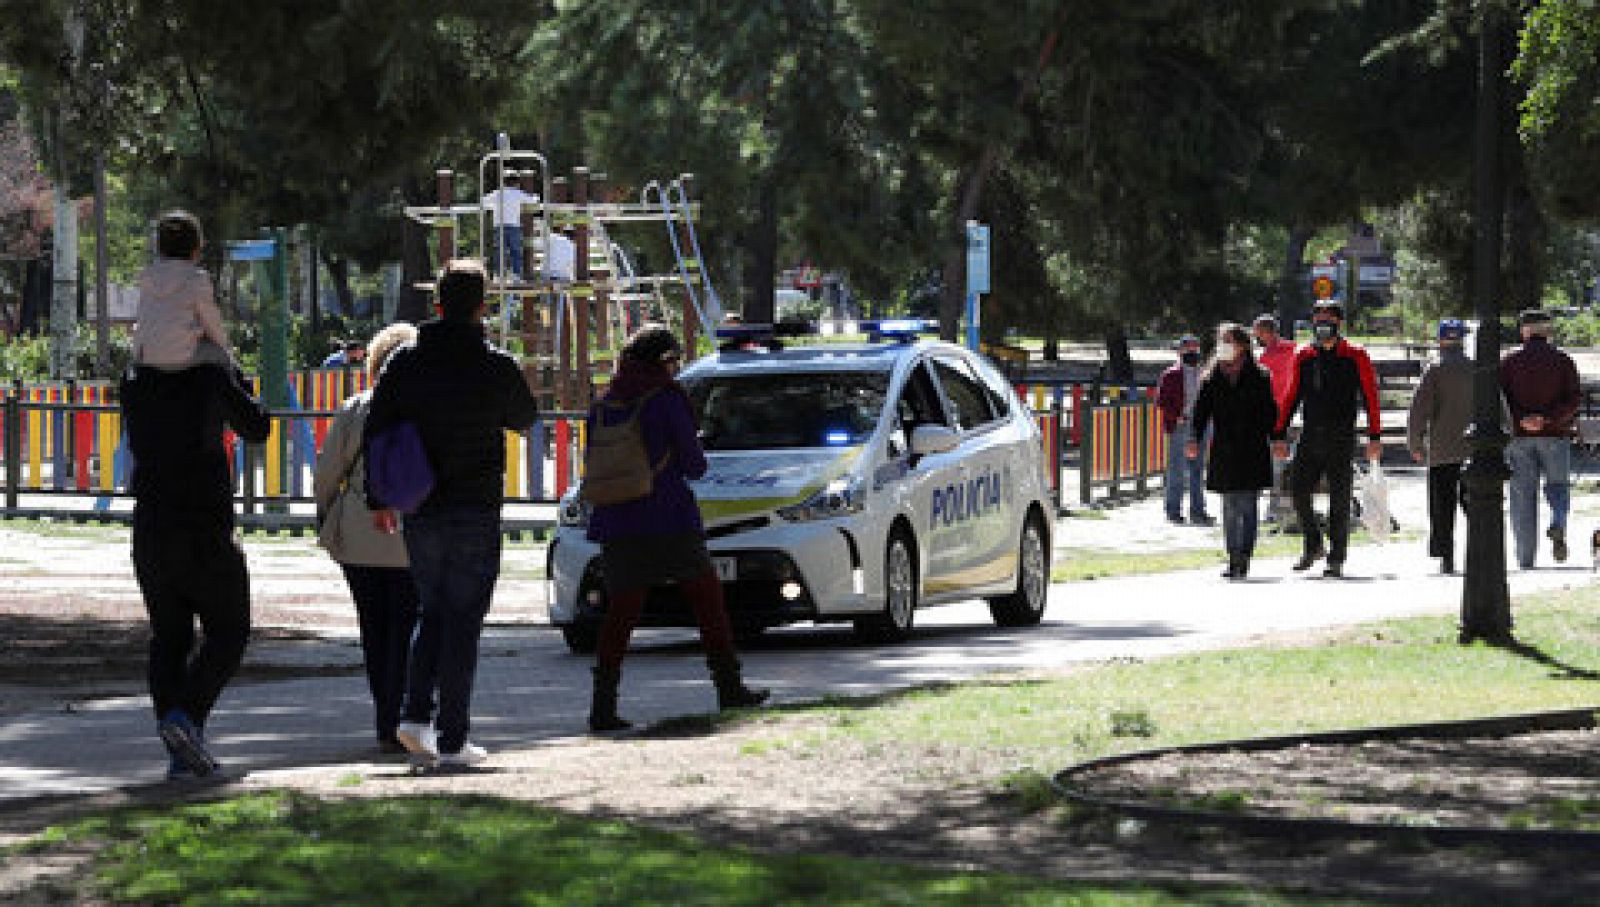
[
  {"xmin": 707, "ymin": 653, "xmax": 770, "ymax": 710},
  {"xmin": 588, "ymin": 666, "xmax": 632, "ymax": 732}
]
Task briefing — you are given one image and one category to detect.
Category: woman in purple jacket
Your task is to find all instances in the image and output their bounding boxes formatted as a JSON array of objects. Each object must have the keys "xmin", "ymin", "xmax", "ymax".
[{"xmin": 585, "ymin": 325, "xmax": 768, "ymax": 732}]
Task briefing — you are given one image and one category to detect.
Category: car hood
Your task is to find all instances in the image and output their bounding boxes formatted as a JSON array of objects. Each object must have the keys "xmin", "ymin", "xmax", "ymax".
[{"xmin": 693, "ymin": 448, "xmax": 863, "ymax": 524}]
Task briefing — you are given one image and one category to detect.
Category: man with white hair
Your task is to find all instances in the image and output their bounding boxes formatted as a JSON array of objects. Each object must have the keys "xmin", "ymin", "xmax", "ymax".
[{"xmin": 1500, "ymin": 308, "xmax": 1581, "ymax": 569}]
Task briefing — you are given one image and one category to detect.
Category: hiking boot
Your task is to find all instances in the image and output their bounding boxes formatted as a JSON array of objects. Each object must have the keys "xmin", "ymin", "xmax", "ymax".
[
  {"xmin": 158, "ymin": 709, "xmax": 219, "ymax": 778},
  {"xmin": 1549, "ymin": 527, "xmax": 1568, "ymax": 563},
  {"xmin": 396, "ymin": 721, "xmax": 438, "ymax": 759},
  {"xmin": 438, "ymin": 742, "xmax": 488, "ymax": 767},
  {"xmin": 589, "ymin": 666, "xmax": 632, "ymax": 733},
  {"xmin": 707, "ymin": 653, "xmax": 770, "ymax": 711}
]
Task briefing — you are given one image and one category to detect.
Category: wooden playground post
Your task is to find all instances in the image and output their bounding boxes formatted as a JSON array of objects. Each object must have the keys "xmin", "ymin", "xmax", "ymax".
[
  {"xmin": 591, "ymin": 171, "xmax": 611, "ymax": 353},
  {"xmin": 552, "ymin": 176, "xmax": 572, "ymax": 408},
  {"xmin": 572, "ymin": 166, "xmax": 592, "ymax": 410},
  {"xmin": 435, "ymin": 170, "xmax": 455, "ymax": 267}
]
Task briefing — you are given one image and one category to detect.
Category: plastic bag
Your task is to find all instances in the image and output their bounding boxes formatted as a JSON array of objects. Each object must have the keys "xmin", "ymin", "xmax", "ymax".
[{"xmin": 1357, "ymin": 462, "xmax": 1392, "ymax": 543}]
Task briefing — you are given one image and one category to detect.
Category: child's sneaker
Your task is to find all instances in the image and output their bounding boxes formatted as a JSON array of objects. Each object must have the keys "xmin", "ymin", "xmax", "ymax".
[
  {"xmin": 437, "ymin": 742, "xmax": 488, "ymax": 767},
  {"xmin": 158, "ymin": 709, "xmax": 219, "ymax": 777}
]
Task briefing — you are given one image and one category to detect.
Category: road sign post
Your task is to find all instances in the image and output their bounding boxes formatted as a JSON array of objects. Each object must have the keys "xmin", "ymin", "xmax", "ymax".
[{"xmin": 965, "ymin": 220, "xmax": 990, "ymax": 351}]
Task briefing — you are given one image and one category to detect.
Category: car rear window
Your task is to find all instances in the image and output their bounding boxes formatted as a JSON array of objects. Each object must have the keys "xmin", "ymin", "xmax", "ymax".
[{"xmin": 685, "ymin": 372, "xmax": 891, "ymax": 451}]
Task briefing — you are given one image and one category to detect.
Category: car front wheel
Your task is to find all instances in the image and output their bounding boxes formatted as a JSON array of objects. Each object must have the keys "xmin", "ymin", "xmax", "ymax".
[{"xmin": 854, "ymin": 529, "xmax": 917, "ymax": 643}]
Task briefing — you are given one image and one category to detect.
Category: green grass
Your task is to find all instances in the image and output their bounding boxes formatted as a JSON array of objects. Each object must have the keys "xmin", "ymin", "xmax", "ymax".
[
  {"xmin": 773, "ymin": 592, "xmax": 1600, "ymax": 771},
  {"xmin": 1053, "ymin": 529, "xmax": 1421, "ymax": 582},
  {"xmin": 1053, "ymin": 534, "xmax": 1303, "ymax": 581},
  {"xmin": 12, "ymin": 792, "xmax": 1354, "ymax": 906},
  {"xmin": 15, "ymin": 588, "xmax": 1600, "ymax": 904}
]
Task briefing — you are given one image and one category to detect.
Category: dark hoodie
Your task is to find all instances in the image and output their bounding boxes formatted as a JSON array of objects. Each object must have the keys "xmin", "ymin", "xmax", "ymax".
[
  {"xmin": 121, "ymin": 364, "xmax": 270, "ymax": 525},
  {"xmin": 363, "ymin": 318, "xmax": 538, "ymax": 511}
]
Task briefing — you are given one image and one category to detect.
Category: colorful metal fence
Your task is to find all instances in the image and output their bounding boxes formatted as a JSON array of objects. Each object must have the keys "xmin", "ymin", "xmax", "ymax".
[
  {"xmin": 0, "ymin": 393, "xmax": 596, "ymax": 524},
  {"xmin": 0, "ymin": 376, "xmax": 1156, "ymax": 520},
  {"xmin": 1077, "ymin": 397, "xmax": 1164, "ymax": 506}
]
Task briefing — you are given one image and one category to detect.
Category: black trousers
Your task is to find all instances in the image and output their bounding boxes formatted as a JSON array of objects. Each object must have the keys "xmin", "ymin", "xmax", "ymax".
[
  {"xmin": 339, "ymin": 563, "xmax": 421, "ymax": 744},
  {"xmin": 1290, "ymin": 432, "xmax": 1356, "ymax": 565},
  {"xmin": 1427, "ymin": 462, "xmax": 1465, "ymax": 559},
  {"xmin": 132, "ymin": 508, "xmax": 251, "ymax": 727}
]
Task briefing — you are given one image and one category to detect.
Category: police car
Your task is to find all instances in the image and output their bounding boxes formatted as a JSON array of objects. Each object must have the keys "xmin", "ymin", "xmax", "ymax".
[{"xmin": 547, "ymin": 320, "xmax": 1054, "ymax": 652}]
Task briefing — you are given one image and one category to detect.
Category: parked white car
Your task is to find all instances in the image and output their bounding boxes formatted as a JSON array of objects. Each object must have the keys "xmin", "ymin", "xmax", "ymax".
[{"xmin": 548, "ymin": 326, "xmax": 1055, "ymax": 652}]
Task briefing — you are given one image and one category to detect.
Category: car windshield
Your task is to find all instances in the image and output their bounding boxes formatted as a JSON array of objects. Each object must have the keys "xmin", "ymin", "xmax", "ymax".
[{"xmin": 686, "ymin": 372, "xmax": 891, "ymax": 451}]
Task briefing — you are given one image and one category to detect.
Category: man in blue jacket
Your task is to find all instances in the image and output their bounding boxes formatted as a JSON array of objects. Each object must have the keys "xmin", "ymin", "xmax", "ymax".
[{"xmin": 365, "ymin": 259, "xmax": 539, "ymax": 766}]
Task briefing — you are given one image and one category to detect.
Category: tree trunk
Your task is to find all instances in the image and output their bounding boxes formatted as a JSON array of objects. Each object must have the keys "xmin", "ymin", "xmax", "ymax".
[
  {"xmin": 1503, "ymin": 143, "xmax": 1546, "ymax": 314},
  {"xmin": 741, "ymin": 175, "xmax": 778, "ymax": 326},
  {"xmin": 20, "ymin": 258, "xmax": 47, "ymax": 335},
  {"xmin": 93, "ymin": 151, "xmax": 110, "ymax": 376},
  {"xmin": 324, "ymin": 253, "xmax": 355, "ymax": 320},
  {"xmin": 397, "ymin": 177, "xmax": 433, "ymax": 324},
  {"xmin": 1278, "ymin": 226, "xmax": 1312, "ymax": 331},
  {"xmin": 1103, "ymin": 325, "xmax": 1133, "ymax": 383}
]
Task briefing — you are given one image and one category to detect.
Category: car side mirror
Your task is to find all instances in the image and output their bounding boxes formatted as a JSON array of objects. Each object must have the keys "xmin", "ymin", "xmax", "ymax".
[{"xmin": 910, "ymin": 425, "xmax": 959, "ymax": 458}]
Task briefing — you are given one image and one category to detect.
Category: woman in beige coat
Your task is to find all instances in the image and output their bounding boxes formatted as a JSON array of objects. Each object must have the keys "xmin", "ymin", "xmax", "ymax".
[{"xmin": 313, "ymin": 323, "xmax": 419, "ymax": 753}]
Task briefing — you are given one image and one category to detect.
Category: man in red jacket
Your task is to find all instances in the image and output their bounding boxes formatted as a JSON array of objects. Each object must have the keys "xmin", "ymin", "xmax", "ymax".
[
  {"xmin": 1271, "ymin": 300, "xmax": 1383, "ymax": 578},
  {"xmin": 1253, "ymin": 314, "xmax": 1298, "ymax": 521},
  {"xmin": 1157, "ymin": 335, "xmax": 1212, "ymax": 525}
]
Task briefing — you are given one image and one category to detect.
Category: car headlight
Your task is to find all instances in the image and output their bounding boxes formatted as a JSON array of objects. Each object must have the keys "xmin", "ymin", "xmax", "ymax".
[
  {"xmin": 776, "ymin": 475, "xmax": 865, "ymax": 522},
  {"xmin": 558, "ymin": 489, "xmax": 590, "ymax": 528}
]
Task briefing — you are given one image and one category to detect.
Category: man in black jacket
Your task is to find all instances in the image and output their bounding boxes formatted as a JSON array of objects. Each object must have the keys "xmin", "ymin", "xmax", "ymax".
[
  {"xmin": 365, "ymin": 259, "xmax": 539, "ymax": 766},
  {"xmin": 1271, "ymin": 300, "xmax": 1383, "ymax": 578},
  {"xmin": 121, "ymin": 363, "xmax": 271, "ymax": 778}
]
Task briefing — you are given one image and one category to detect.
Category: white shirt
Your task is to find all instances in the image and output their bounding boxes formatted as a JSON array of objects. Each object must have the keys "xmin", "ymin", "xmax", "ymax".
[
  {"xmin": 480, "ymin": 187, "xmax": 540, "ymax": 226},
  {"xmin": 544, "ymin": 232, "xmax": 576, "ymax": 281}
]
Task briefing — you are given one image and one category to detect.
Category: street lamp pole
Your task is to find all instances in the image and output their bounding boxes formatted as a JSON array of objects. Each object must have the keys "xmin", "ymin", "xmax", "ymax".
[{"xmin": 1460, "ymin": 2, "xmax": 1512, "ymax": 644}]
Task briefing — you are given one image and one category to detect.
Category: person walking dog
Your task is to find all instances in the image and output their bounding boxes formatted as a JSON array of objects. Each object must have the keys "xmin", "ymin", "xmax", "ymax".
[
  {"xmin": 1188, "ymin": 323, "xmax": 1278, "ymax": 579},
  {"xmin": 584, "ymin": 324, "xmax": 768, "ymax": 732}
]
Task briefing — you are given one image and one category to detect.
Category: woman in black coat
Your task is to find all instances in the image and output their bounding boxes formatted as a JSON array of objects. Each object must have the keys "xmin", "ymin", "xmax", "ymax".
[{"xmin": 1187, "ymin": 322, "xmax": 1279, "ymax": 579}]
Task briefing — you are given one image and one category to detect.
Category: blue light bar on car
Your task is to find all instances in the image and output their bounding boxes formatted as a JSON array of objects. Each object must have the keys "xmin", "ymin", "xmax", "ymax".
[
  {"xmin": 860, "ymin": 318, "xmax": 936, "ymax": 341},
  {"xmin": 823, "ymin": 430, "xmax": 852, "ymax": 445}
]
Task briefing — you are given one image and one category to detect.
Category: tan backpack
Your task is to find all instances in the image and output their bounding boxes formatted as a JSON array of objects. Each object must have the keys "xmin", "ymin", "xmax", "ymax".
[{"xmin": 580, "ymin": 388, "xmax": 669, "ymax": 506}]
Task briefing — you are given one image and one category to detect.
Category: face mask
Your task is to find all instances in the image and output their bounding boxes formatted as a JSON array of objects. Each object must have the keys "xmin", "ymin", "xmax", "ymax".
[
  {"xmin": 1313, "ymin": 321, "xmax": 1339, "ymax": 342},
  {"xmin": 1217, "ymin": 342, "xmax": 1238, "ymax": 361},
  {"xmin": 1181, "ymin": 351, "xmax": 1200, "ymax": 366},
  {"xmin": 1254, "ymin": 334, "xmax": 1268, "ymax": 348}
]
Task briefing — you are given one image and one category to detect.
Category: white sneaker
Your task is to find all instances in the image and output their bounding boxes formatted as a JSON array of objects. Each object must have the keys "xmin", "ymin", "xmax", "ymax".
[
  {"xmin": 437, "ymin": 742, "xmax": 488, "ymax": 767},
  {"xmin": 396, "ymin": 722, "xmax": 437, "ymax": 758}
]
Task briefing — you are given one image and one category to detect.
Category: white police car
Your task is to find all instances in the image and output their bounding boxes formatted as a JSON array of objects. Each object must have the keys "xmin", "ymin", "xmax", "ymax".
[{"xmin": 547, "ymin": 321, "xmax": 1054, "ymax": 652}]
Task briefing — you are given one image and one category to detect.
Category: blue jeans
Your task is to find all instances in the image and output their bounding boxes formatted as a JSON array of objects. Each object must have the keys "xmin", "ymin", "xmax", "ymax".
[
  {"xmin": 1506, "ymin": 437, "xmax": 1571, "ymax": 568},
  {"xmin": 400, "ymin": 505, "xmax": 502, "ymax": 754},
  {"xmin": 1164, "ymin": 430, "xmax": 1208, "ymax": 521},
  {"xmin": 488, "ymin": 224, "xmax": 523, "ymax": 277},
  {"xmin": 1221, "ymin": 491, "xmax": 1259, "ymax": 562}
]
